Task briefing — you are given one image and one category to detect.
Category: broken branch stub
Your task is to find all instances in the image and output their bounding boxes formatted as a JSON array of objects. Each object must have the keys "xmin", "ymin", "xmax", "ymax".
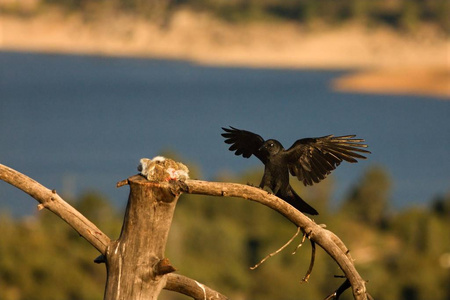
[
  {"xmin": 0, "ymin": 162, "xmax": 227, "ymax": 300},
  {"xmin": 104, "ymin": 175, "xmax": 181, "ymax": 300}
]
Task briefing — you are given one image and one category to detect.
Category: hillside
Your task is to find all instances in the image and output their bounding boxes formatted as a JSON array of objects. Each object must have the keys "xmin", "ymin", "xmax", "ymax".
[{"xmin": 1, "ymin": 8, "xmax": 449, "ymax": 97}]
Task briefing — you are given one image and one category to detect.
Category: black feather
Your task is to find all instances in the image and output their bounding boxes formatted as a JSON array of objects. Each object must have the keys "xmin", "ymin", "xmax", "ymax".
[{"xmin": 221, "ymin": 126, "xmax": 371, "ymax": 215}]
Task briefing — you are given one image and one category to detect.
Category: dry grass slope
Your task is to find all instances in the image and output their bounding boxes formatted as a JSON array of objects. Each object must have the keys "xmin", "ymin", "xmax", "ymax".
[{"xmin": 1, "ymin": 8, "xmax": 449, "ymax": 98}]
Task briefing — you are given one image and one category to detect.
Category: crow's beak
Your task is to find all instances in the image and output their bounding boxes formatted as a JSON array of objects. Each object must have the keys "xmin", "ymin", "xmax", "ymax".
[{"xmin": 258, "ymin": 144, "xmax": 266, "ymax": 151}]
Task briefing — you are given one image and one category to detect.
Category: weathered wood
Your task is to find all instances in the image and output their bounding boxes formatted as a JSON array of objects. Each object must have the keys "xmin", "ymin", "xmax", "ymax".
[
  {"xmin": 0, "ymin": 164, "xmax": 227, "ymax": 299},
  {"xmin": 182, "ymin": 179, "xmax": 369, "ymax": 300},
  {"xmin": 1, "ymin": 163, "xmax": 372, "ymax": 299},
  {"xmin": 0, "ymin": 163, "xmax": 110, "ymax": 254},
  {"xmin": 165, "ymin": 274, "xmax": 229, "ymax": 300},
  {"xmin": 104, "ymin": 175, "xmax": 180, "ymax": 300}
]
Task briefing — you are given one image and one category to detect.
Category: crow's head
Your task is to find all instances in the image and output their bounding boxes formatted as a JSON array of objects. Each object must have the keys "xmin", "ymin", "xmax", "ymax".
[{"xmin": 260, "ymin": 139, "xmax": 283, "ymax": 156}]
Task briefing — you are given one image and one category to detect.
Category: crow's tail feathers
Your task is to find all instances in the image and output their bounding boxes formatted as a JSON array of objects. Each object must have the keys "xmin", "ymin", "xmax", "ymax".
[{"xmin": 277, "ymin": 187, "xmax": 319, "ymax": 215}]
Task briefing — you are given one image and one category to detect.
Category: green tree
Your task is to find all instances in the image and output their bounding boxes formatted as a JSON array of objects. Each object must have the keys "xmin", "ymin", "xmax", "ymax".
[
  {"xmin": 74, "ymin": 190, "xmax": 122, "ymax": 238},
  {"xmin": 341, "ymin": 166, "xmax": 391, "ymax": 228},
  {"xmin": 400, "ymin": 0, "xmax": 420, "ymax": 31},
  {"xmin": 0, "ymin": 211, "xmax": 107, "ymax": 300}
]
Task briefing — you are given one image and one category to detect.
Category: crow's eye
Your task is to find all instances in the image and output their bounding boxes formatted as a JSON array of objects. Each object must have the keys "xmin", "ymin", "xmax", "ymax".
[{"xmin": 269, "ymin": 143, "xmax": 274, "ymax": 147}]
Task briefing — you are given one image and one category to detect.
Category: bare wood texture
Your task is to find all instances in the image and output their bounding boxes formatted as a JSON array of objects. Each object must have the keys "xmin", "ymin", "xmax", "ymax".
[
  {"xmin": 104, "ymin": 175, "xmax": 180, "ymax": 299},
  {"xmin": 0, "ymin": 164, "xmax": 225, "ymax": 300},
  {"xmin": 0, "ymin": 163, "xmax": 110, "ymax": 254},
  {"xmin": 182, "ymin": 179, "xmax": 369, "ymax": 300},
  {"xmin": 165, "ymin": 274, "xmax": 228, "ymax": 300},
  {"xmin": 0, "ymin": 163, "xmax": 371, "ymax": 299}
]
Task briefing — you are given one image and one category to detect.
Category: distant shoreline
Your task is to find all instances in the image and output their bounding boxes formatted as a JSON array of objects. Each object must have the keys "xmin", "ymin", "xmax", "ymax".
[{"xmin": 1, "ymin": 9, "xmax": 449, "ymax": 98}]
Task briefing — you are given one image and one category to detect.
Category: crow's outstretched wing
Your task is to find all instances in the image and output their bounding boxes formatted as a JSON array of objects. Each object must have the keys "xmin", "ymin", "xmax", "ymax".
[
  {"xmin": 221, "ymin": 126, "xmax": 268, "ymax": 163},
  {"xmin": 285, "ymin": 135, "xmax": 370, "ymax": 186}
]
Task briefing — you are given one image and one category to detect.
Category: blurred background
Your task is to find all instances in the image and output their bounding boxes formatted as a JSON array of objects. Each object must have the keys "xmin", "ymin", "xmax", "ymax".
[{"xmin": 0, "ymin": 1, "xmax": 449, "ymax": 299}]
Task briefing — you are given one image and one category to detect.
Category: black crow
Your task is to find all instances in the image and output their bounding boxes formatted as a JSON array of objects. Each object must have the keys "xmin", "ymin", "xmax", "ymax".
[{"xmin": 221, "ymin": 126, "xmax": 371, "ymax": 215}]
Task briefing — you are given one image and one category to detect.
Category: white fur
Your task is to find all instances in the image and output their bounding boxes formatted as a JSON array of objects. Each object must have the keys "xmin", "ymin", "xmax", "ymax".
[{"xmin": 152, "ymin": 156, "xmax": 166, "ymax": 163}]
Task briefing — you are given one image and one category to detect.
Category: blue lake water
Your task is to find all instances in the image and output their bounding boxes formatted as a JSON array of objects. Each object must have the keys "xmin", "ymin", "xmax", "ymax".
[{"xmin": 0, "ymin": 51, "xmax": 449, "ymax": 216}]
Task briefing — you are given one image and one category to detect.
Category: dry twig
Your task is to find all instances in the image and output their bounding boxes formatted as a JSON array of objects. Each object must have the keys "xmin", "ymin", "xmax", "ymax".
[
  {"xmin": 292, "ymin": 231, "xmax": 307, "ymax": 254},
  {"xmin": 0, "ymin": 163, "xmax": 372, "ymax": 300},
  {"xmin": 250, "ymin": 227, "xmax": 301, "ymax": 270},
  {"xmin": 183, "ymin": 179, "xmax": 372, "ymax": 300},
  {"xmin": 301, "ymin": 240, "xmax": 316, "ymax": 283},
  {"xmin": 0, "ymin": 164, "xmax": 225, "ymax": 300}
]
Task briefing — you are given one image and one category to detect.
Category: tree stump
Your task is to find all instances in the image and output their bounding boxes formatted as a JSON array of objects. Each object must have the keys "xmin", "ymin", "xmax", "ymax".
[{"xmin": 104, "ymin": 175, "xmax": 179, "ymax": 300}]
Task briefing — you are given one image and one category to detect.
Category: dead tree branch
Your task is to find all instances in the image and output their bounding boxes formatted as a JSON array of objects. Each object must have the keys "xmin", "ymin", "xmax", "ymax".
[
  {"xmin": 250, "ymin": 226, "xmax": 301, "ymax": 270},
  {"xmin": 0, "ymin": 164, "xmax": 224, "ymax": 299},
  {"xmin": 301, "ymin": 240, "xmax": 315, "ymax": 283},
  {"xmin": 0, "ymin": 163, "xmax": 110, "ymax": 254},
  {"xmin": 0, "ymin": 163, "xmax": 371, "ymax": 299},
  {"xmin": 103, "ymin": 175, "xmax": 182, "ymax": 299},
  {"xmin": 165, "ymin": 274, "xmax": 228, "ymax": 300},
  {"xmin": 182, "ymin": 179, "xmax": 371, "ymax": 300}
]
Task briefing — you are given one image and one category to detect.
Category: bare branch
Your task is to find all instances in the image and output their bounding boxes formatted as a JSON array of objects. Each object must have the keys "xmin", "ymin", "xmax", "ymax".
[
  {"xmin": 250, "ymin": 226, "xmax": 301, "ymax": 270},
  {"xmin": 0, "ymin": 163, "xmax": 110, "ymax": 254},
  {"xmin": 165, "ymin": 273, "xmax": 229, "ymax": 300},
  {"xmin": 155, "ymin": 258, "xmax": 177, "ymax": 276},
  {"xmin": 326, "ymin": 229, "xmax": 354, "ymax": 262},
  {"xmin": 301, "ymin": 240, "xmax": 316, "ymax": 283},
  {"xmin": 182, "ymin": 179, "xmax": 370, "ymax": 300},
  {"xmin": 0, "ymin": 164, "xmax": 229, "ymax": 299},
  {"xmin": 0, "ymin": 163, "xmax": 371, "ymax": 299},
  {"xmin": 325, "ymin": 279, "xmax": 351, "ymax": 300},
  {"xmin": 292, "ymin": 231, "xmax": 307, "ymax": 254}
]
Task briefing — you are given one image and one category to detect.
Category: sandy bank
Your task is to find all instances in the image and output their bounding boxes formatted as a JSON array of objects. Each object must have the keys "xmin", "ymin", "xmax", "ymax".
[
  {"xmin": 1, "ymin": 9, "xmax": 449, "ymax": 98},
  {"xmin": 334, "ymin": 67, "xmax": 449, "ymax": 98}
]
